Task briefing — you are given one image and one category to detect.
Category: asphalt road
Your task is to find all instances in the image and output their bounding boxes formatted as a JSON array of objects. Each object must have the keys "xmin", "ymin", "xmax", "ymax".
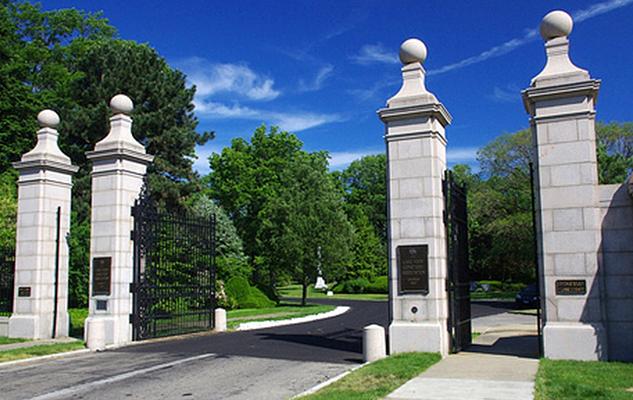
[
  {"xmin": 0, "ymin": 299, "xmax": 387, "ymax": 400},
  {"xmin": 0, "ymin": 299, "xmax": 525, "ymax": 400}
]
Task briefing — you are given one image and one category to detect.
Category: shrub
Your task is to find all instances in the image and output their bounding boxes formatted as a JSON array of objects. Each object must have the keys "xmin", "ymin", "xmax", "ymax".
[
  {"xmin": 241, "ymin": 287, "xmax": 275, "ymax": 308},
  {"xmin": 334, "ymin": 277, "xmax": 371, "ymax": 294},
  {"xmin": 366, "ymin": 276, "xmax": 388, "ymax": 294},
  {"xmin": 225, "ymin": 276, "xmax": 275, "ymax": 309}
]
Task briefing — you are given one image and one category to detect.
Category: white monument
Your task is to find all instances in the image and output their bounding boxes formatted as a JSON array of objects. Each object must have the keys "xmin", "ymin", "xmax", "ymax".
[
  {"xmin": 84, "ymin": 95, "xmax": 153, "ymax": 349},
  {"xmin": 9, "ymin": 110, "xmax": 78, "ymax": 339},
  {"xmin": 523, "ymin": 11, "xmax": 607, "ymax": 360},
  {"xmin": 379, "ymin": 39, "xmax": 452, "ymax": 355}
]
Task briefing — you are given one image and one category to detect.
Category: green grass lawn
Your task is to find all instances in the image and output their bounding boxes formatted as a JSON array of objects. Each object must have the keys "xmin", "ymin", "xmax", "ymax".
[
  {"xmin": 228, "ymin": 303, "xmax": 335, "ymax": 329},
  {"xmin": 0, "ymin": 336, "xmax": 29, "ymax": 345},
  {"xmin": 0, "ymin": 341, "xmax": 86, "ymax": 363},
  {"xmin": 278, "ymin": 284, "xmax": 387, "ymax": 301},
  {"xmin": 301, "ymin": 352, "xmax": 440, "ymax": 400},
  {"xmin": 470, "ymin": 290, "xmax": 517, "ymax": 300},
  {"xmin": 535, "ymin": 359, "xmax": 633, "ymax": 399}
]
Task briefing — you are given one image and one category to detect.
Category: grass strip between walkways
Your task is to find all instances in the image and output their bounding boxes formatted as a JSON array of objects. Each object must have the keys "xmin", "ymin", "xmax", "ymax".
[
  {"xmin": 0, "ymin": 337, "xmax": 30, "ymax": 345},
  {"xmin": 227, "ymin": 303, "xmax": 335, "ymax": 329},
  {"xmin": 535, "ymin": 358, "xmax": 633, "ymax": 399},
  {"xmin": 300, "ymin": 352, "xmax": 440, "ymax": 400},
  {"xmin": 0, "ymin": 341, "xmax": 86, "ymax": 363}
]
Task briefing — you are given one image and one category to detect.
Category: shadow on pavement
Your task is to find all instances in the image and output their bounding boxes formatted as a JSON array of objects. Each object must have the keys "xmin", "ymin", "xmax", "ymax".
[{"xmin": 467, "ymin": 335, "xmax": 540, "ymax": 359}]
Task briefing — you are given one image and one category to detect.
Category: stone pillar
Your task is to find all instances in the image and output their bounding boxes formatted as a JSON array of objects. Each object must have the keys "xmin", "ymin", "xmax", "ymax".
[
  {"xmin": 523, "ymin": 11, "xmax": 607, "ymax": 360},
  {"xmin": 9, "ymin": 110, "xmax": 78, "ymax": 339},
  {"xmin": 84, "ymin": 95, "xmax": 153, "ymax": 348},
  {"xmin": 378, "ymin": 39, "xmax": 452, "ymax": 356}
]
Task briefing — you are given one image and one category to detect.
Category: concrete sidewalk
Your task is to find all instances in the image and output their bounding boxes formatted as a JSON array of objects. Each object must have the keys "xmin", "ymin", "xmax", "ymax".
[{"xmin": 386, "ymin": 324, "xmax": 539, "ymax": 400}]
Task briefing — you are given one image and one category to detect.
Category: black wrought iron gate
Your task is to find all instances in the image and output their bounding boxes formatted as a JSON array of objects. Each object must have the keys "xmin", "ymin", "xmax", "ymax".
[
  {"xmin": 444, "ymin": 171, "xmax": 472, "ymax": 353},
  {"xmin": 130, "ymin": 188, "xmax": 216, "ymax": 341}
]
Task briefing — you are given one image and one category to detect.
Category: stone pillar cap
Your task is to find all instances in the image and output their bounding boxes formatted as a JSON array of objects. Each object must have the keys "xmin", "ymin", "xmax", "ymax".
[
  {"xmin": 530, "ymin": 10, "xmax": 590, "ymax": 87},
  {"xmin": 92, "ymin": 94, "xmax": 147, "ymax": 155},
  {"xmin": 16, "ymin": 109, "xmax": 77, "ymax": 173},
  {"xmin": 399, "ymin": 38, "xmax": 427, "ymax": 65}
]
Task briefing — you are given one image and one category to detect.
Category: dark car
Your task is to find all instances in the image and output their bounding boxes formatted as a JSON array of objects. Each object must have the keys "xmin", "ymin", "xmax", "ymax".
[{"xmin": 515, "ymin": 283, "xmax": 539, "ymax": 308}]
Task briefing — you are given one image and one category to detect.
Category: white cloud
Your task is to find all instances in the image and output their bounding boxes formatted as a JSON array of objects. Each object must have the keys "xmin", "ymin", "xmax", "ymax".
[
  {"xmin": 447, "ymin": 147, "xmax": 479, "ymax": 163},
  {"xmin": 178, "ymin": 58, "xmax": 280, "ymax": 101},
  {"xmin": 328, "ymin": 149, "xmax": 382, "ymax": 169},
  {"xmin": 488, "ymin": 85, "xmax": 521, "ymax": 103},
  {"xmin": 351, "ymin": 43, "xmax": 399, "ymax": 65},
  {"xmin": 299, "ymin": 65, "xmax": 334, "ymax": 92},
  {"xmin": 194, "ymin": 99, "xmax": 342, "ymax": 132},
  {"xmin": 192, "ymin": 143, "xmax": 224, "ymax": 174},
  {"xmin": 428, "ymin": 0, "xmax": 633, "ymax": 76}
]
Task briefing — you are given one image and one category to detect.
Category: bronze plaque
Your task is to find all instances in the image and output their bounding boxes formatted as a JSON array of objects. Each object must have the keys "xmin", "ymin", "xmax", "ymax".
[
  {"xmin": 397, "ymin": 245, "xmax": 429, "ymax": 295},
  {"xmin": 555, "ymin": 279, "xmax": 586, "ymax": 296},
  {"xmin": 17, "ymin": 287, "xmax": 31, "ymax": 297},
  {"xmin": 92, "ymin": 257, "xmax": 112, "ymax": 296}
]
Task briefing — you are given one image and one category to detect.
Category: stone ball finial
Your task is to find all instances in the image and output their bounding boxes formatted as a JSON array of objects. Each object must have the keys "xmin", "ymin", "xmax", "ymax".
[
  {"xmin": 110, "ymin": 94, "xmax": 134, "ymax": 115},
  {"xmin": 399, "ymin": 38, "xmax": 427, "ymax": 65},
  {"xmin": 37, "ymin": 109, "xmax": 60, "ymax": 128},
  {"xmin": 540, "ymin": 10, "xmax": 573, "ymax": 40}
]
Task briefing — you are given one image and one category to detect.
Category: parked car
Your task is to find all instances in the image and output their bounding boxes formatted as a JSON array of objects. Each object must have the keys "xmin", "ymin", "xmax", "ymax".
[{"xmin": 515, "ymin": 283, "xmax": 539, "ymax": 308}]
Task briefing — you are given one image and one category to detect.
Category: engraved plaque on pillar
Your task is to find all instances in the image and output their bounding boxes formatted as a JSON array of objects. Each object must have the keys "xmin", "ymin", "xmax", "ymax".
[
  {"xmin": 555, "ymin": 279, "xmax": 586, "ymax": 296},
  {"xmin": 92, "ymin": 257, "xmax": 112, "ymax": 296},
  {"xmin": 397, "ymin": 245, "xmax": 429, "ymax": 295}
]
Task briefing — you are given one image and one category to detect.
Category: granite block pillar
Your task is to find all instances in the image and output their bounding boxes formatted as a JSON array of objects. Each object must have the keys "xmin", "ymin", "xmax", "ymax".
[
  {"xmin": 9, "ymin": 110, "xmax": 78, "ymax": 339},
  {"xmin": 379, "ymin": 39, "xmax": 452, "ymax": 356},
  {"xmin": 84, "ymin": 95, "xmax": 153, "ymax": 349},
  {"xmin": 523, "ymin": 11, "xmax": 607, "ymax": 360}
]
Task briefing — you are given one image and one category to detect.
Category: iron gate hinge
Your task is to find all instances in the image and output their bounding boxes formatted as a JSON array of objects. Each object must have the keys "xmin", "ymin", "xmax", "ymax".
[
  {"xmin": 130, "ymin": 230, "xmax": 135, "ymax": 241},
  {"xmin": 129, "ymin": 283, "xmax": 136, "ymax": 293},
  {"xmin": 129, "ymin": 314, "xmax": 134, "ymax": 324}
]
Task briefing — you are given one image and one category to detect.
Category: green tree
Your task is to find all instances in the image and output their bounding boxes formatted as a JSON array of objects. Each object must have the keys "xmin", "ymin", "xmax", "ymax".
[
  {"xmin": 0, "ymin": 170, "xmax": 17, "ymax": 253},
  {"xmin": 188, "ymin": 193, "xmax": 251, "ymax": 282},
  {"xmin": 335, "ymin": 154, "xmax": 387, "ymax": 243},
  {"xmin": 260, "ymin": 152, "xmax": 353, "ymax": 305}
]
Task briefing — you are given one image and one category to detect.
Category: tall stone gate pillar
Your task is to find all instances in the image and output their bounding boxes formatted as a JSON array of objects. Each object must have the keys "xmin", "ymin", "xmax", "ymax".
[
  {"xmin": 523, "ymin": 11, "xmax": 607, "ymax": 360},
  {"xmin": 9, "ymin": 110, "xmax": 78, "ymax": 339},
  {"xmin": 84, "ymin": 95, "xmax": 153, "ymax": 349},
  {"xmin": 379, "ymin": 39, "xmax": 452, "ymax": 355}
]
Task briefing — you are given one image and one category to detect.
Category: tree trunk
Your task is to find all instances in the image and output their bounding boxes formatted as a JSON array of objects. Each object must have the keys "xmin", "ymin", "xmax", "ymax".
[{"xmin": 301, "ymin": 281, "xmax": 307, "ymax": 306}]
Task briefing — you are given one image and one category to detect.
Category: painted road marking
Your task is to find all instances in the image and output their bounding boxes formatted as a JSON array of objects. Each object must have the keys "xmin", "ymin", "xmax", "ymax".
[{"xmin": 28, "ymin": 353, "xmax": 217, "ymax": 400}]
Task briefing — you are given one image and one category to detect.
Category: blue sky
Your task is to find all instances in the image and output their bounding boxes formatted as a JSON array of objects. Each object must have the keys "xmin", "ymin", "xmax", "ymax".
[{"xmin": 41, "ymin": 0, "xmax": 633, "ymax": 173}]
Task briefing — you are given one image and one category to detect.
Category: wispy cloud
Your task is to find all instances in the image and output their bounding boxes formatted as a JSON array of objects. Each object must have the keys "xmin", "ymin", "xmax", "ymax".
[
  {"xmin": 177, "ymin": 57, "xmax": 280, "ymax": 101},
  {"xmin": 488, "ymin": 84, "xmax": 521, "ymax": 103},
  {"xmin": 347, "ymin": 78, "xmax": 399, "ymax": 102},
  {"xmin": 447, "ymin": 147, "xmax": 479, "ymax": 163},
  {"xmin": 428, "ymin": 0, "xmax": 633, "ymax": 76},
  {"xmin": 195, "ymin": 100, "xmax": 343, "ymax": 132},
  {"xmin": 192, "ymin": 143, "xmax": 224, "ymax": 174},
  {"xmin": 299, "ymin": 65, "xmax": 334, "ymax": 92},
  {"xmin": 328, "ymin": 148, "xmax": 382, "ymax": 169},
  {"xmin": 351, "ymin": 43, "xmax": 399, "ymax": 65}
]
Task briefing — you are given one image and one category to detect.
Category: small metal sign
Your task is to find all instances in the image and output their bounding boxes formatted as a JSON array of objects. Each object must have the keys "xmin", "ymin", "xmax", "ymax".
[
  {"xmin": 17, "ymin": 287, "xmax": 31, "ymax": 297},
  {"xmin": 92, "ymin": 257, "xmax": 112, "ymax": 296},
  {"xmin": 397, "ymin": 245, "xmax": 429, "ymax": 295},
  {"xmin": 555, "ymin": 279, "xmax": 586, "ymax": 296}
]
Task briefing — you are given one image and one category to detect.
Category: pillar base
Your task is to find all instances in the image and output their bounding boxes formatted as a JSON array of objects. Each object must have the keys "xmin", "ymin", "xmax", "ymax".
[
  {"xmin": 543, "ymin": 322, "xmax": 607, "ymax": 360},
  {"xmin": 84, "ymin": 315, "xmax": 131, "ymax": 349},
  {"xmin": 8, "ymin": 313, "xmax": 69, "ymax": 339},
  {"xmin": 389, "ymin": 321, "xmax": 447, "ymax": 355}
]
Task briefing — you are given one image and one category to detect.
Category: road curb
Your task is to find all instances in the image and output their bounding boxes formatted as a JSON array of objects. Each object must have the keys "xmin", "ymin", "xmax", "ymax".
[
  {"xmin": 292, "ymin": 361, "xmax": 368, "ymax": 398},
  {"xmin": 235, "ymin": 306, "xmax": 350, "ymax": 331}
]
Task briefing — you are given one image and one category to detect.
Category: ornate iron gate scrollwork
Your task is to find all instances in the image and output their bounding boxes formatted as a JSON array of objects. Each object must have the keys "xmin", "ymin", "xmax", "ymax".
[{"xmin": 131, "ymin": 184, "xmax": 216, "ymax": 341}]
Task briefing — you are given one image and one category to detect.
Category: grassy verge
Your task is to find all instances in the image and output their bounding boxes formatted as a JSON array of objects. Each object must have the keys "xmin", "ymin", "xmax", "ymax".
[
  {"xmin": 0, "ymin": 336, "xmax": 30, "ymax": 345},
  {"xmin": 278, "ymin": 284, "xmax": 387, "ymax": 301},
  {"xmin": 301, "ymin": 352, "xmax": 440, "ymax": 400},
  {"xmin": 535, "ymin": 359, "xmax": 633, "ymax": 399},
  {"xmin": 69, "ymin": 308, "xmax": 89, "ymax": 339},
  {"xmin": 228, "ymin": 303, "xmax": 335, "ymax": 329},
  {"xmin": 0, "ymin": 341, "xmax": 86, "ymax": 363}
]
